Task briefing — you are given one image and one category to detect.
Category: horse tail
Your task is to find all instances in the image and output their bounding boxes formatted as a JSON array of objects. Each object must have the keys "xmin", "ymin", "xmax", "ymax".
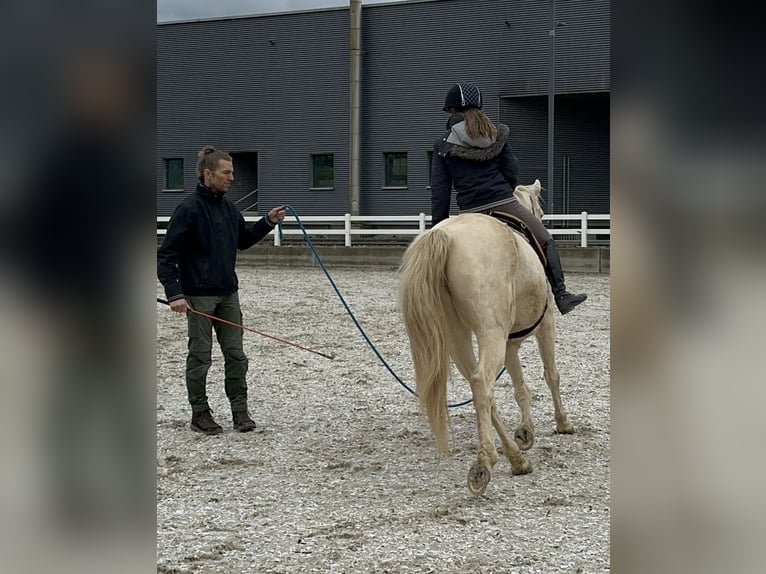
[{"xmin": 398, "ymin": 228, "xmax": 453, "ymax": 455}]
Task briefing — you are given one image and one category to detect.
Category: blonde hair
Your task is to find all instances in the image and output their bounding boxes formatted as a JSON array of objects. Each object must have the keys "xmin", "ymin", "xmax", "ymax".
[
  {"xmin": 462, "ymin": 108, "xmax": 497, "ymax": 140},
  {"xmin": 196, "ymin": 145, "xmax": 232, "ymax": 179}
]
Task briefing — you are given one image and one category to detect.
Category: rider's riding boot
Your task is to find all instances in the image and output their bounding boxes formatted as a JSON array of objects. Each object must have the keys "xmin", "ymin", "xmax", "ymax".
[{"xmin": 542, "ymin": 240, "xmax": 588, "ymax": 315}]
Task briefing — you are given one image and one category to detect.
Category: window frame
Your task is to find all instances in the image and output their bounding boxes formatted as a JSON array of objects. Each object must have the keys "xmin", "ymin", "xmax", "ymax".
[
  {"xmin": 310, "ymin": 153, "xmax": 335, "ymax": 190},
  {"xmin": 382, "ymin": 151, "xmax": 408, "ymax": 189},
  {"xmin": 163, "ymin": 157, "xmax": 184, "ymax": 192}
]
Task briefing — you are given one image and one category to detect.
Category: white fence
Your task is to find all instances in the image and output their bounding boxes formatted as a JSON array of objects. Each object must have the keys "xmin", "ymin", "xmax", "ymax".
[{"xmin": 156, "ymin": 212, "xmax": 610, "ymax": 248}]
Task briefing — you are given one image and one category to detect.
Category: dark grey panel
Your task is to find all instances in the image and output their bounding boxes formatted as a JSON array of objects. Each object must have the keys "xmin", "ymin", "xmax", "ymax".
[
  {"xmin": 556, "ymin": 93, "xmax": 610, "ymax": 214},
  {"xmin": 158, "ymin": 9, "xmax": 351, "ymax": 216},
  {"xmin": 500, "ymin": 92, "xmax": 609, "ymax": 216},
  {"xmin": 157, "ymin": 0, "xmax": 610, "ymax": 217}
]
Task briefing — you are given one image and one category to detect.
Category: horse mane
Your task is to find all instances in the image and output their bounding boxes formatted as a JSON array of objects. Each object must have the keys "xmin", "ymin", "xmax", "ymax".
[{"xmin": 514, "ymin": 179, "xmax": 544, "ymax": 220}]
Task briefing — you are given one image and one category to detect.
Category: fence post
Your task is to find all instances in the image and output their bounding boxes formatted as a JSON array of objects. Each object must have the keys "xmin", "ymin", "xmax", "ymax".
[
  {"xmin": 418, "ymin": 212, "xmax": 426, "ymax": 234},
  {"xmin": 581, "ymin": 211, "xmax": 588, "ymax": 248},
  {"xmin": 274, "ymin": 224, "xmax": 281, "ymax": 246},
  {"xmin": 345, "ymin": 213, "xmax": 351, "ymax": 247}
]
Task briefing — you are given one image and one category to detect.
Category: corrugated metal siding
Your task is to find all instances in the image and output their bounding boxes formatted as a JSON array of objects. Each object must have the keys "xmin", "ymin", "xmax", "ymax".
[
  {"xmin": 157, "ymin": 10, "xmax": 350, "ymax": 216},
  {"xmin": 359, "ymin": 0, "xmax": 553, "ymax": 215},
  {"xmin": 555, "ymin": 0, "xmax": 611, "ymax": 94},
  {"xmin": 500, "ymin": 93, "xmax": 609, "ymax": 215},
  {"xmin": 157, "ymin": 0, "xmax": 610, "ymax": 217},
  {"xmin": 556, "ymin": 93, "xmax": 610, "ymax": 214},
  {"xmin": 499, "ymin": 97, "xmax": 549, "ymax": 186}
]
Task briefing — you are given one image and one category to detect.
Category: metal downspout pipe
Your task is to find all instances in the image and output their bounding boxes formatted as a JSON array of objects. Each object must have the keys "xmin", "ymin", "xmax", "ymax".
[{"xmin": 349, "ymin": 0, "xmax": 362, "ymax": 216}]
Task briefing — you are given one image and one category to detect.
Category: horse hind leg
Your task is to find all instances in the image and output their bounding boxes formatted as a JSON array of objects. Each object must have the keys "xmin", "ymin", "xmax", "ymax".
[
  {"xmin": 504, "ymin": 341, "xmax": 536, "ymax": 450},
  {"xmin": 446, "ymin": 321, "xmax": 521, "ymax": 490},
  {"xmin": 453, "ymin": 329, "xmax": 532, "ymax": 480},
  {"xmin": 446, "ymin": 311, "xmax": 476, "ymax": 384},
  {"xmin": 467, "ymin": 334, "xmax": 530, "ymax": 495},
  {"xmin": 535, "ymin": 317, "xmax": 575, "ymax": 434},
  {"xmin": 490, "ymin": 401, "xmax": 532, "ymax": 475}
]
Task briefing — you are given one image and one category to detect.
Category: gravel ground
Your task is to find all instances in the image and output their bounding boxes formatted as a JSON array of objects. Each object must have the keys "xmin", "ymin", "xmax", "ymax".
[{"xmin": 156, "ymin": 266, "xmax": 610, "ymax": 573}]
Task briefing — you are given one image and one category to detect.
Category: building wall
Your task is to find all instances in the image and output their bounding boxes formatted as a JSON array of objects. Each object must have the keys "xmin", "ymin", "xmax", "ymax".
[
  {"xmin": 157, "ymin": 0, "xmax": 610, "ymax": 217},
  {"xmin": 501, "ymin": 92, "xmax": 610, "ymax": 215},
  {"xmin": 157, "ymin": 8, "xmax": 351, "ymax": 215}
]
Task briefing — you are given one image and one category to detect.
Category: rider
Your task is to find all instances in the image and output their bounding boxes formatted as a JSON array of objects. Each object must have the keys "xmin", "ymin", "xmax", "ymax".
[{"xmin": 431, "ymin": 82, "xmax": 587, "ymax": 315}]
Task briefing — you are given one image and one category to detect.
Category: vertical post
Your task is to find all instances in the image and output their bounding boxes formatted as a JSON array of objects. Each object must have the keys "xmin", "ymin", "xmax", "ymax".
[
  {"xmin": 547, "ymin": 0, "xmax": 556, "ymax": 218},
  {"xmin": 581, "ymin": 211, "xmax": 588, "ymax": 248},
  {"xmin": 274, "ymin": 223, "xmax": 281, "ymax": 246},
  {"xmin": 349, "ymin": 0, "xmax": 362, "ymax": 216},
  {"xmin": 345, "ymin": 213, "xmax": 352, "ymax": 247},
  {"xmin": 418, "ymin": 212, "xmax": 426, "ymax": 234}
]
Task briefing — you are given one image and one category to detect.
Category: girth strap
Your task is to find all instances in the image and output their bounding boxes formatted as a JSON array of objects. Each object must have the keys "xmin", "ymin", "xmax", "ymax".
[{"xmin": 508, "ymin": 300, "xmax": 548, "ymax": 340}]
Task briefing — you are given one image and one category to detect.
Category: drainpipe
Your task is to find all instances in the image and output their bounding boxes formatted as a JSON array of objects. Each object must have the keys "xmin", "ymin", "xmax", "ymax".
[
  {"xmin": 547, "ymin": 0, "xmax": 556, "ymax": 215},
  {"xmin": 349, "ymin": 0, "xmax": 362, "ymax": 215}
]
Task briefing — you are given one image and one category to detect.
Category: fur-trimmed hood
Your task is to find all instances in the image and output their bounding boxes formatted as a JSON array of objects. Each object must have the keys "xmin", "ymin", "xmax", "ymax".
[
  {"xmin": 431, "ymin": 119, "xmax": 520, "ymax": 226},
  {"xmin": 448, "ymin": 123, "xmax": 510, "ymax": 161}
]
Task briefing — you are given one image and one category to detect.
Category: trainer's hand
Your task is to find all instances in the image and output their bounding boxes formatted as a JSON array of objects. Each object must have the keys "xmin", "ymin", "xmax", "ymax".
[
  {"xmin": 169, "ymin": 298, "xmax": 188, "ymax": 313},
  {"xmin": 267, "ymin": 205, "xmax": 287, "ymax": 225}
]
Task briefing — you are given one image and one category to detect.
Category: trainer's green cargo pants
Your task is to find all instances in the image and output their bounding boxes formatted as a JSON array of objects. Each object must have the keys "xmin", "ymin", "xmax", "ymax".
[{"xmin": 185, "ymin": 293, "xmax": 248, "ymax": 413}]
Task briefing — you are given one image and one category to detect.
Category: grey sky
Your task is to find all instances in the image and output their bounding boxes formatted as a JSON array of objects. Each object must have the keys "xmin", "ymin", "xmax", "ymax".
[{"xmin": 157, "ymin": 0, "xmax": 410, "ymax": 23}]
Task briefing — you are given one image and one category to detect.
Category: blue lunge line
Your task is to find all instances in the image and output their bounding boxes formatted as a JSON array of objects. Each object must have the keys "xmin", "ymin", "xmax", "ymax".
[{"xmin": 281, "ymin": 204, "xmax": 505, "ymax": 409}]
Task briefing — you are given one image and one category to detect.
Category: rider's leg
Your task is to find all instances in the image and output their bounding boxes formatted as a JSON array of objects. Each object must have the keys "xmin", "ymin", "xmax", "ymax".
[{"xmin": 488, "ymin": 199, "xmax": 587, "ymax": 315}]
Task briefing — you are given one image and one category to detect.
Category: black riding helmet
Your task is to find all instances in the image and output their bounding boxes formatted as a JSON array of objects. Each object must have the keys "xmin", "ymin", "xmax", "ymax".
[{"xmin": 442, "ymin": 82, "xmax": 483, "ymax": 111}]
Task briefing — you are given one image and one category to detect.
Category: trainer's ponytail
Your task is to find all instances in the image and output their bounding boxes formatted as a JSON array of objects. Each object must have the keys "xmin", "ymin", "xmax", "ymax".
[{"xmin": 196, "ymin": 145, "xmax": 232, "ymax": 180}]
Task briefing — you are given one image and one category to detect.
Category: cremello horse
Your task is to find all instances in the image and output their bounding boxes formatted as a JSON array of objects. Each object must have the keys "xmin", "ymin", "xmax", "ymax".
[{"xmin": 398, "ymin": 179, "xmax": 574, "ymax": 495}]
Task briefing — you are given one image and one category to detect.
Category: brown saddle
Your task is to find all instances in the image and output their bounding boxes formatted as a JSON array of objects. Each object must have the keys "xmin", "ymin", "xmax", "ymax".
[{"xmin": 486, "ymin": 210, "xmax": 547, "ymax": 268}]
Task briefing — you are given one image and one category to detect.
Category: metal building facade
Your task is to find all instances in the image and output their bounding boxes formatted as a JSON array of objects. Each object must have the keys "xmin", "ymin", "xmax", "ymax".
[{"xmin": 157, "ymin": 0, "xmax": 610, "ymax": 217}]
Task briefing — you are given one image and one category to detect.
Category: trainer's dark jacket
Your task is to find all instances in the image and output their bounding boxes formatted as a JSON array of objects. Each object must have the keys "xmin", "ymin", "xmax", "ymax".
[
  {"xmin": 431, "ymin": 115, "xmax": 519, "ymax": 226},
  {"xmin": 157, "ymin": 183, "xmax": 275, "ymax": 301}
]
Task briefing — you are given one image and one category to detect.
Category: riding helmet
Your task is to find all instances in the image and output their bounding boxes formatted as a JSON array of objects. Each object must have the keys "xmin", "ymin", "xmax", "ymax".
[{"xmin": 442, "ymin": 82, "xmax": 483, "ymax": 112}]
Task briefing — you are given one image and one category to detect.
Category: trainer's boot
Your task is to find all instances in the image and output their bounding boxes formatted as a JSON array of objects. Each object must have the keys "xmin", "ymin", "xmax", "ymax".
[
  {"xmin": 232, "ymin": 410, "xmax": 257, "ymax": 433},
  {"xmin": 190, "ymin": 409, "xmax": 223, "ymax": 435}
]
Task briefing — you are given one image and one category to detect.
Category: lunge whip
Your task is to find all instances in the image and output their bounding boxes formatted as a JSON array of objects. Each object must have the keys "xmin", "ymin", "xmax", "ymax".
[{"xmin": 157, "ymin": 298, "xmax": 335, "ymax": 360}]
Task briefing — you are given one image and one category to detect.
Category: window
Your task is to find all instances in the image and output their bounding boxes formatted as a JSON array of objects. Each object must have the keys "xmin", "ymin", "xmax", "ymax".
[
  {"xmin": 164, "ymin": 158, "xmax": 184, "ymax": 190},
  {"xmin": 311, "ymin": 154, "xmax": 334, "ymax": 189},
  {"xmin": 384, "ymin": 152, "xmax": 408, "ymax": 188}
]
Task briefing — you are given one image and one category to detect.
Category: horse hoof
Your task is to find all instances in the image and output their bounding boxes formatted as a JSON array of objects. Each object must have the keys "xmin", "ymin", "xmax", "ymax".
[
  {"xmin": 467, "ymin": 463, "xmax": 492, "ymax": 496},
  {"xmin": 556, "ymin": 420, "xmax": 575, "ymax": 434},
  {"xmin": 511, "ymin": 457, "xmax": 533, "ymax": 476},
  {"xmin": 514, "ymin": 426, "xmax": 535, "ymax": 451}
]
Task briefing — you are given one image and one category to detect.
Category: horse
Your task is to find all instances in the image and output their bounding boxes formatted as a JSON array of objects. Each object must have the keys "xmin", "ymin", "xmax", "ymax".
[{"xmin": 398, "ymin": 179, "xmax": 575, "ymax": 496}]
